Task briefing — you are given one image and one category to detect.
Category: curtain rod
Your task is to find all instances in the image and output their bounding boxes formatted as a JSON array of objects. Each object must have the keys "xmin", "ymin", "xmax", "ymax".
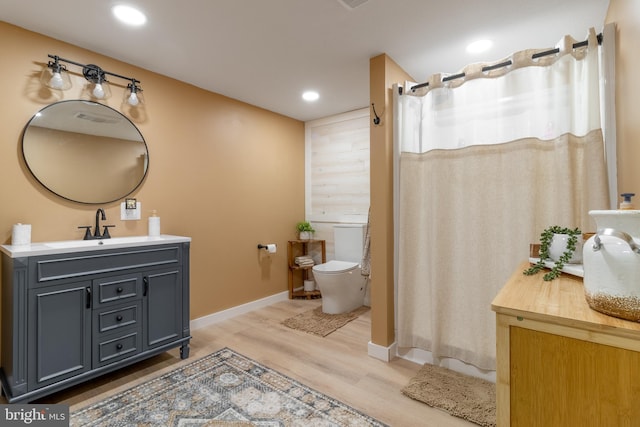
[{"xmin": 409, "ymin": 32, "xmax": 603, "ymax": 93}]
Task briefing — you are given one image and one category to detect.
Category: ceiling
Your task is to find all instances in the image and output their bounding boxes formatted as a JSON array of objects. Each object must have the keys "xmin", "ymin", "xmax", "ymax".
[{"xmin": 0, "ymin": 0, "xmax": 609, "ymax": 122}]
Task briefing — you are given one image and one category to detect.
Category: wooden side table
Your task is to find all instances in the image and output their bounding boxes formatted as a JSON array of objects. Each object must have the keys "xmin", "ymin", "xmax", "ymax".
[
  {"xmin": 492, "ymin": 261, "xmax": 640, "ymax": 426},
  {"xmin": 287, "ymin": 239, "xmax": 325, "ymax": 299}
]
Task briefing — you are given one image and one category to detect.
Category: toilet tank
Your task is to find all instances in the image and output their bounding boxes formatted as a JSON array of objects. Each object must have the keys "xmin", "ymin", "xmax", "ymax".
[{"xmin": 334, "ymin": 224, "xmax": 365, "ymax": 263}]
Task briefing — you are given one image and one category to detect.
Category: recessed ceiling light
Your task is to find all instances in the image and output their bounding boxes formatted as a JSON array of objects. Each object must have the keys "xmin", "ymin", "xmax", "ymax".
[
  {"xmin": 112, "ymin": 5, "xmax": 147, "ymax": 26},
  {"xmin": 302, "ymin": 91, "xmax": 319, "ymax": 102},
  {"xmin": 466, "ymin": 39, "xmax": 493, "ymax": 54}
]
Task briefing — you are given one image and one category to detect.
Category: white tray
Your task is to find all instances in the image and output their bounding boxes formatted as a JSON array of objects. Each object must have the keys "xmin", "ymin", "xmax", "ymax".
[{"xmin": 528, "ymin": 257, "xmax": 584, "ymax": 278}]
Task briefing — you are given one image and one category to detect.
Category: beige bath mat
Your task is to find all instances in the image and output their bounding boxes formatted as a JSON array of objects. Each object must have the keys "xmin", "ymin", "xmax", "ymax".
[
  {"xmin": 402, "ymin": 363, "xmax": 496, "ymax": 427},
  {"xmin": 282, "ymin": 306, "xmax": 369, "ymax": 337}
]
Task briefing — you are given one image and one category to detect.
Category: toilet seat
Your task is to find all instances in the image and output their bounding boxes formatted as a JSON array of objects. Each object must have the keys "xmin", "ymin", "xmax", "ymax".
[{"xmin": 313, "ymin": 260, "xmax": 359, "ymax": 274}]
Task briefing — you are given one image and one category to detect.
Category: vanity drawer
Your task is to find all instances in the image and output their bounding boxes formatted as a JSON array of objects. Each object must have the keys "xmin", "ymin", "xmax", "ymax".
[
  {"xmin": 94, "ymin": 330, "xmax": 141, "ymax": 367},
  {"xmin": 95, "ymin": 303, "xmax": 141, "ymax": 335},
  {"xmin": 29, "ymin": 245, "xmax": 182, "ymax": 285},
  {"xmin": 94, "ymin": 274, "xmax": 141, "ymax": 306}
]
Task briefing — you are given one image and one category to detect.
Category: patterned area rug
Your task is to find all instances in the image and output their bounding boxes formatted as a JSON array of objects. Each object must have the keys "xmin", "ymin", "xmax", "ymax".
[
  {"xmin": 71, "ymin": 347, "xmax": 387, "ymax": 426},
  {"xmin": 281, "ymin": 306, "xmax": 369, "ymax": 337},
  {"xmin": 402, "ymin": 363, "xmax": 496, "ymax": 427}
]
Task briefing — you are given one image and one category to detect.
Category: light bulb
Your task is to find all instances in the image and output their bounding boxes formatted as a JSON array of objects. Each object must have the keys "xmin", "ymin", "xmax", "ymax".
[
  {"xmin": 93, "ymin": 84, "xmax": 105, "ymax": 99},
  {"xmin": 49, "ymin": 73, "xmax": 63, "ymax": 88},
  {"xmin": 43, "ymin": 67, "xmax": 71, "ymax": 90},
  {"xmin": 49, "ymin": 72, "xmax": 64, "ymax": 89},
  {"xmin": 127, "ymin": 92, "xmax": 139, "ymax": 106}
]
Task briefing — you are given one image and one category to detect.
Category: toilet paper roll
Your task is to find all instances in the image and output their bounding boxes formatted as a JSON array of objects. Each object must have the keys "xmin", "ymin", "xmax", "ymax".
[
  {"xmin": 12, "ymin": 223, "xmax": 31, "ymax": 246},
  {"xmin": 304, "ymin": 280, "xmax": 315, "ymax": 292},
  {"xmin": 266, "ymin": 244, "xmax": 277, "ymax": 254}
]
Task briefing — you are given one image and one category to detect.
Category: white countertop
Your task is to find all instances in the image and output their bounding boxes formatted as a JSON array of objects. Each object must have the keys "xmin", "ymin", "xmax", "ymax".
[{"xmin": 0, "ymin": 235, "xmax": 191, "ymax": 258}]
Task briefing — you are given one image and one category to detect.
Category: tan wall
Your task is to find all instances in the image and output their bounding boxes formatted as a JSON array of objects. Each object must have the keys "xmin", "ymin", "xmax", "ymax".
[
  {"xmin": 369, "ymin": 54, "xmax": 414, "ymax": 347},
  {"xmin": 0, "ymin": 22, "xmax": 305, "ymax": 320},
  {"xmin": 606, "ymin": 0, "xmax": 640, "ymax": 195}
]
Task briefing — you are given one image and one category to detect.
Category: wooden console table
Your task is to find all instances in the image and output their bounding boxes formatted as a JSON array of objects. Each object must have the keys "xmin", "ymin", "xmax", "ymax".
[{"xmin": 491, "ymin": 261, "xmax": 640, "ymax": 426}]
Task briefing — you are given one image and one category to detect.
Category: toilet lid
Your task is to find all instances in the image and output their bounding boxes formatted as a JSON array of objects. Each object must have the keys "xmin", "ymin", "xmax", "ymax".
[{"xmin": 312, "ymin": 260, "xmax": 359, "ymax": 273}]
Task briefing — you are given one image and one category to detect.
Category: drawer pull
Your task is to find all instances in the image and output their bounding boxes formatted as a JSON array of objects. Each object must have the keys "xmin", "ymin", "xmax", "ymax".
[
  {"xmin": 116, "ymin": 343, "xmax": 123, "ymax": 350},
  {"xmin": 116, "ymin": 287, "xmax": 123, "ymax": 293},
  {"xmin": 116, "ymin": 315, "xmax": 123, "ymax": 322}
]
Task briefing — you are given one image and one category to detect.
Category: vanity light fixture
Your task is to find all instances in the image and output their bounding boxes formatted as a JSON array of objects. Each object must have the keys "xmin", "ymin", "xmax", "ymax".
[
  {"xmin": 124, "ymin": 78, "xmax": 144, "ymax": 106},
  {"xmin": 41, "ymin": 54, "xmax": 143, "ymax": 106},
  {"xmin": 40, "ymin": 55, "xmax": 72, "ymax": 90},
  {"xmin": 82, "ymin": 63, "xmax": 112, "ymax": 100}
]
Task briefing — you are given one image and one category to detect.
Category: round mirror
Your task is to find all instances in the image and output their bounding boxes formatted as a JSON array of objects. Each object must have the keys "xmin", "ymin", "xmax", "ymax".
[{"xmin": 22, "ymin": 100, "xmax": 148, "ymax": 204}]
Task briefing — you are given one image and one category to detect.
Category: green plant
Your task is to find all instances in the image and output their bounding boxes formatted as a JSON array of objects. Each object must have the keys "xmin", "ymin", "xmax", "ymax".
[
  {"xmin": 523, "ymin": 225, "xmax": 581, "ymax": 281},
  {"xmin": 296, "ymin": 221, "xmax": 315, "ymax": 233}
]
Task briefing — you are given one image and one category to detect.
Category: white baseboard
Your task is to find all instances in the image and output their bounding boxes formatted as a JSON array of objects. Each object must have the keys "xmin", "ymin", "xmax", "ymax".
[
  {"xmin": 190, "ymin": 291, "xmax": 289, "ymax": 330},
  {"xmin": 367, "ymin": 340, "xmax": 398, "ymax": 362}
]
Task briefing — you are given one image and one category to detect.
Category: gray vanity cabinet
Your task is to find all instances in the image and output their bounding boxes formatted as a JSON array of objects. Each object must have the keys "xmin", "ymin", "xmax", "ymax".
[
  {"xmin": 28, "ymin": 281, "xmax": 92, "ymax": 390},
  {"xmin": 144, "ymin": 268, "xmax": 184, "ymax": 352},
  {"xmin": 91, "ymin": 273, "xmax": 143, "ymax": 368},
  {"xmin": 1, "ymin": 240, "xmax": 191, "ymax": 403}
]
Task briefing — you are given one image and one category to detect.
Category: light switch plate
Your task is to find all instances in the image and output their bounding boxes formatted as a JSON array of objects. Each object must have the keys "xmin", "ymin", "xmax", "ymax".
[{"xmin": 121, "ymin": 201, "xmax": 141, "ymax": 220}]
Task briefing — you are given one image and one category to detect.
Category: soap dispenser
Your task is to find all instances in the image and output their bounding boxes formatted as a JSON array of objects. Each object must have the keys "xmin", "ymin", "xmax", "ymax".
[
  {"xmin": 148, "ymin": 210, "xmax": 161, "ymax": 237},
  {"xmin": 620, "ymin": 193, "xmax": 635, "ymax": 210}
]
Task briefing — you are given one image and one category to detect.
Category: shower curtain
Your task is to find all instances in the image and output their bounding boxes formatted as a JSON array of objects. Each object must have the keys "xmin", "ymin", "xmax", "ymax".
[{"xmin": 395, "ymin": 28, "xmax": 610, "ymax": 370}]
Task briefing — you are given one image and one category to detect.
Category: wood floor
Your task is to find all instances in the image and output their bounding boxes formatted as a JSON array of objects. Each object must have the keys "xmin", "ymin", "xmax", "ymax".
[{"xmin": 19, "ymin": 299, "xmax": 475, "ymax": 426}]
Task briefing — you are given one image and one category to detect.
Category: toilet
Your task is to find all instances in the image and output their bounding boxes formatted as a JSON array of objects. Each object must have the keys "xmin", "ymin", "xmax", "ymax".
[{"xmin": 312, "ymin": 224, "xmax": 368, "ymax": 314}]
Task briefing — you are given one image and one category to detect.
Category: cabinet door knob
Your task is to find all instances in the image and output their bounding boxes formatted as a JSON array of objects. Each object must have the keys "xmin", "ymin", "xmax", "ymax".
[
  {"xmin": 116, "ymin": 315, "xmax": 123, "ymax": 322},
  {"xmin": 116, "ymin": 287, "xmax": 123, "ymax": 293},
  {"xmin": 116, "ymin": 343, "xmax": 123, "ymax": 350}
]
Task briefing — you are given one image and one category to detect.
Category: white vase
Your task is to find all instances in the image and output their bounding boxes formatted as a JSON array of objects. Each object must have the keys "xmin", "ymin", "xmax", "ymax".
[
  {"xmin": 299, "ymin": 231, "xmax": 311, "ymax": 240},
  {"xmin": 548, "ymin": 233, "xmax": 583, "ymax": 264},
  {"xmin": 583, "ymin": 210, "xmax": 640, "ymax": 321}
]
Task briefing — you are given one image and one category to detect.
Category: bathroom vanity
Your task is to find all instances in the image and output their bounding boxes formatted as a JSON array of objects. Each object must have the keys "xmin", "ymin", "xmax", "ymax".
[
  {"xmin": 492, "ymin": 261, "xmax": 640, "ymax": 426},
  {"xmin": 0, "ymin": 235, "xmax": 191, "ymax": 403}
]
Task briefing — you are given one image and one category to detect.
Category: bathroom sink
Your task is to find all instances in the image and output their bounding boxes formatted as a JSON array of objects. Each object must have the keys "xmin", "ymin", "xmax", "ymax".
[
  {"xmin": 44, "ymin": 236, "xmax": 160, "ymax": 249},
  {"xmin": 1, "ymin": 235, "xmax": 190, "ymax": 258},
  {"xmin": 44, "ymin": 240, "xmax": 109, "ymax": 249}
]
